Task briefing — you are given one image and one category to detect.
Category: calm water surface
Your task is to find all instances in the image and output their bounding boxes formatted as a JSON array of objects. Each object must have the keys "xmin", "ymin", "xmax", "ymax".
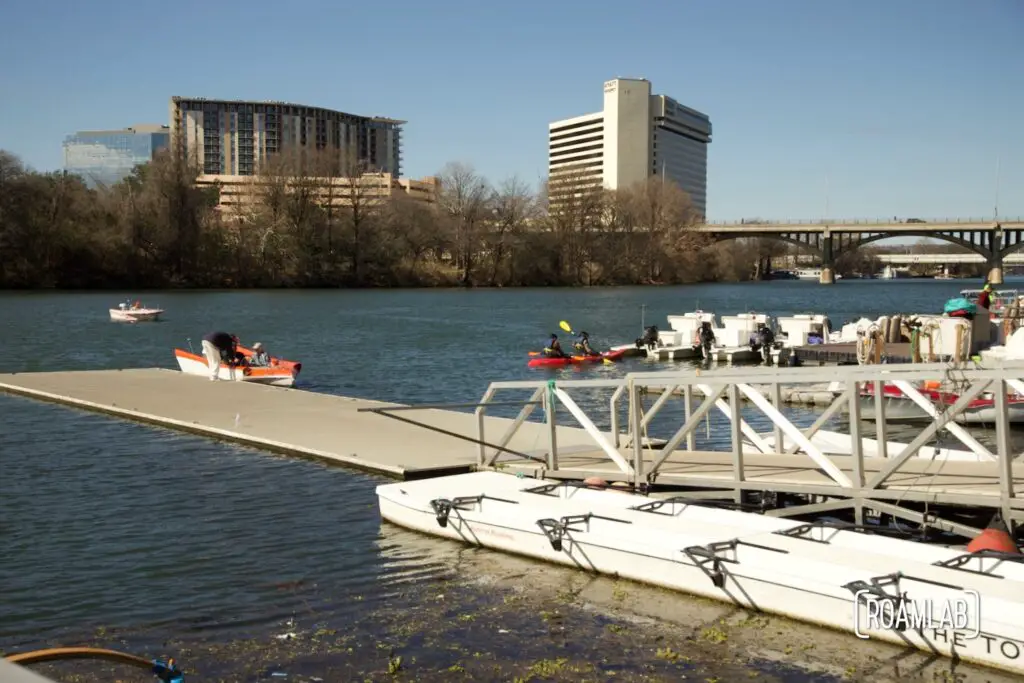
[{"xmin": 1, "ymin": 279, "xmax": 1015, "ymax": 681}]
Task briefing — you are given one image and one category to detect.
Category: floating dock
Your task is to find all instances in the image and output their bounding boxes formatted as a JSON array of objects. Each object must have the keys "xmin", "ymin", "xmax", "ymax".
[
  {"xmin": 791, "ymin": 342, "xmax": 919, "ymax": 365},
  {"xmin": 3, "ymin": 364, "xmax": 1023, "ymax": 540},
  {"xmin": 0, "ymin": 369, "xmax": 598, "ymax": 480}
]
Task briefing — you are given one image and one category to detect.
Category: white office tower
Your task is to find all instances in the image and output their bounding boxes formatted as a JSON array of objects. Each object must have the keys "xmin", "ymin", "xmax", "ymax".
[{"xmin": 547, "ymin": 78, "xmax": 712, "ymax": 217}]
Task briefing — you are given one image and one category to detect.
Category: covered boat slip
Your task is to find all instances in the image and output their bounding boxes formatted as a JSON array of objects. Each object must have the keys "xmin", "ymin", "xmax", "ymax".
[
  {"xmin": 377, "ymin": 471, "xmax": 1024, "ymax": 676},
  {"xmin": 471, "ymin": 362, "xmax": 1024, "ymax": 540},
  {"xmin": 0, "ymin": 368, "xmax": 601, "ymax": 479}
]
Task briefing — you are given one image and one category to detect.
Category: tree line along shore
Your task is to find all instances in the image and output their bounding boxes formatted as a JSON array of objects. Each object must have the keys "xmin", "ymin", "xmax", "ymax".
[{"xmin": 0, "ymin": 148, "xmax": 881, "ymax": 290}]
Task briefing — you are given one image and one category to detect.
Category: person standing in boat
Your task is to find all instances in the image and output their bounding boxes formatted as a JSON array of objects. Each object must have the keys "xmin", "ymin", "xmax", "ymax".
[
  {"xmin": 977, "ymin": 283, "xmax": 993, "ymax": 311},
  {"xmin": 544, "ymin": 334, "xmax": 568, "ymax": 358},
  {"xmin": 201, "ymin": 331, "xmax": 239, "ymax": 381},
  {"xmin": 696, "ymin": 321, "xmax": 716, "ymax": 361}
]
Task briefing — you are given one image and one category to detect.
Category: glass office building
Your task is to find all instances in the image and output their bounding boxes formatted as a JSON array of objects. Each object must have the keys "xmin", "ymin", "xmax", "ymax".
[{"xmin": 62, "ymin": 124, "xmax": 170, "ymax": 187}]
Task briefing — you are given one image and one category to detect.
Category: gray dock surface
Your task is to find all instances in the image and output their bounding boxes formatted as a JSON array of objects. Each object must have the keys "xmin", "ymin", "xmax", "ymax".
[
  {"xmin": 0, "ymin": 369, "xmax": 596, "ymax": 479},
  {"xmin": 501, "ymin": 447, "xmax": 1024, "ymax": 511}
]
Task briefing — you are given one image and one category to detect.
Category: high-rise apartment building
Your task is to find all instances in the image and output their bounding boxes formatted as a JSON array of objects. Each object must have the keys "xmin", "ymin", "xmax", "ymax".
[
  {"xmin": 169, "ymin": 97, "xmax": 404, "ymax": 177},
  {"xmin": 62, "ymin": 124, "xmax": 170, "ymax": 187},
  {"xmin": 548, "ymin": 78, "xmax": 712, "ymax": 217}
]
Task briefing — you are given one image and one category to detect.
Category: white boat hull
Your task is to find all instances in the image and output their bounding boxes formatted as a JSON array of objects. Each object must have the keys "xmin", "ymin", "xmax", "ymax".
[
  {"xmin": 857, "ymin": 395, "xmax": 1024, "ymax": 425},
  {"xmin": 174, "ymin": 352, "xmax": 295, "ymax": 387},
  {"xmin": 378, "ymin": 472, "xmax": 1024, "ymax": 676},
  {"xmin": 109, "ymin": 308, "xmax": 163, "ymax": 322},
  {"xmin": 747, "ymin": 429, "xmax": 989, "ymax": 462}
]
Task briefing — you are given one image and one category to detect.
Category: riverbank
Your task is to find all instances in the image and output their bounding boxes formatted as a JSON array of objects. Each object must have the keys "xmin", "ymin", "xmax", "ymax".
[{"xmin": 15, "ymin": 525, "xmax": 1017, "ymax": 683}]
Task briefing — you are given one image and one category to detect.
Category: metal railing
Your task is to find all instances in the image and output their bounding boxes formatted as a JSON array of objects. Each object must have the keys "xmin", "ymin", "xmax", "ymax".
[{"xmin": 473, "ymin": 362, "xmax": 1024, "ymax": 538}]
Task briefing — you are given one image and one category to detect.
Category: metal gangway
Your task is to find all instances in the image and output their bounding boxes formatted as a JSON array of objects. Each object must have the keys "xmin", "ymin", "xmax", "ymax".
[{"xmin": 470, "ymin": 362, "xmax": 1024, "ymax": 541}]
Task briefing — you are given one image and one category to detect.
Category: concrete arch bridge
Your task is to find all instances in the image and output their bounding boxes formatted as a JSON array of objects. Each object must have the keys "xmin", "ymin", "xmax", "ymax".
[{"xmin": 694, "ymin": 217, "xmax": 1024, "ymax": 284}]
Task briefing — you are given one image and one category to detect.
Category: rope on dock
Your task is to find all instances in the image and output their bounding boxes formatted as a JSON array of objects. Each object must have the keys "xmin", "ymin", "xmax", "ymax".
[{"xmin": 856, "ymin": 324, "xmax": 885, "ymax": 365}]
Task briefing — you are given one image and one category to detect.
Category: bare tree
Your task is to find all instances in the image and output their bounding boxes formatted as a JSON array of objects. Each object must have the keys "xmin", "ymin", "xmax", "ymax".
[
  {"xmin": 544, "ymin": 165, "xmax": 605, "ymax": 283},
  {"xmin": 437, "ymin": 162, "xmax": 490, "ymax": 286},
  {"xmin": 486, "ymin": 176, "xmax": 537, "ymax": 285},
  {"xmin": 612, "ymin": 176, "xmax": 703, "ymax": 283}
]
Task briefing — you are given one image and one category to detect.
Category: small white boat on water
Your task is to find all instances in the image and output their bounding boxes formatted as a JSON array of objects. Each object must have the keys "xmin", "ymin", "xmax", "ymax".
[
  {"xmin": 109, "ymin": 299, "xmax": 164, "ymax": 323},
  {"xmin": 173, "ymin": 347, "xmax": 300, "ymax": 387},
  {"xmin": 775, "ymin": 313, "xmax": 832, "ymax": 347},
  {"xmin": 796, "ymin": 268, "xmax": 844, "ymax": 281},
  {"xmin": 378, "ymin": 471, "xmax": 1024, "ymax": 676}
]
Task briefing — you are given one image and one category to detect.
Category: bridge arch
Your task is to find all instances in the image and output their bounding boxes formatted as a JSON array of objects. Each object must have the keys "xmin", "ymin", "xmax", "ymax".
[
  {"xmin": 999, "ymin": 240, "xmax": 1024, "ymax": 259},
  {"xmin": 834, "ymin": 231, "xmax": 991, "ymax": 260},
  {"xmin": 704, "ymin": 232, "xmax": 822, "ymax": 255}
]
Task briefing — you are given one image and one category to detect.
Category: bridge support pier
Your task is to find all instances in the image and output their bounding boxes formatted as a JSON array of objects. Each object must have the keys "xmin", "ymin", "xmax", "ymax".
[
  {"xmin": 819, "ymin": 233, "xmax": 835, "ymax": 284},
  {"xmin": 988, "ymin": 264, "xmax": 1004, "ymax": 286},
  {"xmin": 987, "ymin": 227, "xmax": 1004, "ymax": 285}
]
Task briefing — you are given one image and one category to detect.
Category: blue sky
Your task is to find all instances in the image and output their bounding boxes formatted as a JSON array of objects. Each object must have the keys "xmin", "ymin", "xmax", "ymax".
[{"xmin": 0, "ymin": 0, "xmax": 1021, "ymax": 222}]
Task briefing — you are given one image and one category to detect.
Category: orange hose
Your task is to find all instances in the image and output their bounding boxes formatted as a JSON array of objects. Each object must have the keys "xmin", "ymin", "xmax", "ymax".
[{"xmin": 4, "ymin": 647, "xmax": 154, "ymax": 668}]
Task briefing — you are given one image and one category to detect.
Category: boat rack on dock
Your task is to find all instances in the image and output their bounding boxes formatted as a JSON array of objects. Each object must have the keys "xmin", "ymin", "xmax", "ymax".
[{"xmin": 457, "ymin": 361, "xmax": 1024, "ymax": 541}]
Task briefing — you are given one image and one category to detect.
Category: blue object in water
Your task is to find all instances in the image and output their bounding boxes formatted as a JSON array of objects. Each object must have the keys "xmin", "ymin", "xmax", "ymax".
[{"xmin": 943, "ymin": 298, "xmax": 977, "ymax": 315}]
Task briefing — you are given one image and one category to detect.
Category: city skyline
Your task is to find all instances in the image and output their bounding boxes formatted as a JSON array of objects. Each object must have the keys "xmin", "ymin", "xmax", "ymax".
[{"xmin": 1, "ymin": 0, "xmax": 1021, "ymax": 221}]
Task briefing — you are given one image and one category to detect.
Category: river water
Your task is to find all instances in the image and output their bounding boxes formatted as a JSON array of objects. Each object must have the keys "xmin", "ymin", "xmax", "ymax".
[{"xmin": 1, "ymin": 279, "xmax": 1019, "ymax": 682}]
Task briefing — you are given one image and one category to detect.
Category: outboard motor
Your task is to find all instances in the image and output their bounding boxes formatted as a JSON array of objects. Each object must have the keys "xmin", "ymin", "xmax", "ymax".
[
  {"xmin": 756, "ymin": 323, "xmax": 775, "ymax": 364},
  {"xmin": 635, "ymin": 325, "xmax": 660, "ymax": 351}
]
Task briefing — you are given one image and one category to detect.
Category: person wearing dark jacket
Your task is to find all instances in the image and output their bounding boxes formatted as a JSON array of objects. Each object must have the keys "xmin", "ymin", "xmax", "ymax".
[{"xmin": 201, "ymin": 331, "xmax": 239, "ymax": 381}]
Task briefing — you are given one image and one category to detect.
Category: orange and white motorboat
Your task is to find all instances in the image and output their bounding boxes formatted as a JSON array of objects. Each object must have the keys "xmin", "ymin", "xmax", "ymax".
[{"xmin": 173, "ymin": 347, "xmax": 300, "ymax": 387}]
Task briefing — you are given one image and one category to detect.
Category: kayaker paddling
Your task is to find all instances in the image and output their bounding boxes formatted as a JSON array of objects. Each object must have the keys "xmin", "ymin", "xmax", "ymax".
[
  {"xmin": 544, "ymin": 333, "xmax": 568, "ymax": 358},
  {"xmin": 573, "ymin": 331, "xmax": 601, "ymax": 357}
]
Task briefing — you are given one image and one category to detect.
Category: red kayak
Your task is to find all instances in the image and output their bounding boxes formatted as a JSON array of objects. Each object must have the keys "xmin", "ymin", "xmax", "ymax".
[{"xmin": 527, "ymin": 348, "xmax": 628, "ymax": 368}]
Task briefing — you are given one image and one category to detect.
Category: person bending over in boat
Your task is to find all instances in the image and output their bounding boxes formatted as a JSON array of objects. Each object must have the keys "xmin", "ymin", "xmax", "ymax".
[
  {"xmin": 250, "ymin": 342, "xmax": 271, "ymax": 367},
  {"xmin": 544, "ymin": 334, "xmax": 569, "ymax": 358},
  {"xmin": 573, "ymin": 331, "xmax": 601, "ymax": 356},
  {"xmin": 201, "ymin": 331, "xmax": 240, "ymax": 381}
]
